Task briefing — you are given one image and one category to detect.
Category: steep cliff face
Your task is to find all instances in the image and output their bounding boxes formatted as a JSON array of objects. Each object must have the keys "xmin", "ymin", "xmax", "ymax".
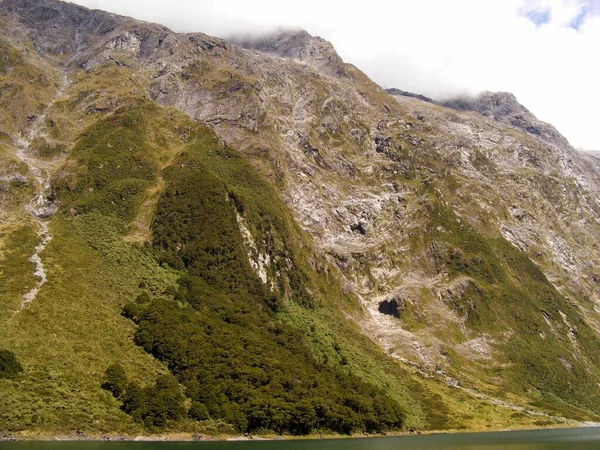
[
  {"xmin": 441, "ymin": 91, "xmax": 572, "ymax": 149},
  {"xmin": 231, "ymin": 29, "xmax": 350, "ymax": 78},
  {"xmin": 2, "ymin": 0, "xmax": 600, "ymax": 437},
  {"xmin": 0, "ymin": 0, "xmax": 129, "ymax": 54}
]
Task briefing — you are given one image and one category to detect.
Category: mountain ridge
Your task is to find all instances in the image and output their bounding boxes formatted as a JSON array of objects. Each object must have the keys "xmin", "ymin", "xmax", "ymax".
[{"xmin": 386, "ymin": 87, "xmax": 572, "ymax": 151}]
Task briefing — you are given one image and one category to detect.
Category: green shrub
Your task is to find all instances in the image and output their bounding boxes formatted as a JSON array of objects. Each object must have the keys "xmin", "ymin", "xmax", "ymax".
[
  {"xmin": 135, "ymin": 292, "xmax": 151, "ymax": 304},
  {"xmin": 53, "ymin": 101, "xmax": 158, "ymax": 221},
  {"xmin": 121, "ymin": 302, "xmax": 145, "ymax": 322},
  {"xmin": 0, "ymin": 349, "xmax": 23, "ymax": 379},
  {"xmin": 101, "ymin": 363, "xmax": 127, "ymax": 398},
  {"xmin": 122, "ymin": 375, "xmax": 186, "ymax": 428},
  {"xmin": 188, "ymin": 401, "xmax": 209, "ymax": 421}
]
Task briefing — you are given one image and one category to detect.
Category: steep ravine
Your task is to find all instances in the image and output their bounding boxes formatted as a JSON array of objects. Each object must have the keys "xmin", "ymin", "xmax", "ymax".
[{"xmin": 14, "ymin": 73, "xmax": 68, "ymax": 309}]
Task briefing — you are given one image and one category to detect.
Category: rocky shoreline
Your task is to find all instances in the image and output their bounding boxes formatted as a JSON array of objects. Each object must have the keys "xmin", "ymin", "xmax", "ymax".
[
  {"xmin": 4, "ymin": 423, "xmax": 598, "ymax": 442},
  {"xmin": 0, "ymin": 432, "xmax": 274, "ymax": 442}
]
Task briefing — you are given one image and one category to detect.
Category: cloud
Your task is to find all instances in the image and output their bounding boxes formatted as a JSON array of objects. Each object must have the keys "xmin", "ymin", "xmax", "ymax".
[
  {"xmin": 521, "ymin": 0, "xmax": 600, "ymax": 27},
  {"xmin": 524, "ymin": 8, "xmax": 552, "ymax": 26},
  {"xmin": 68, "ymin": 0, "xmax": 600, "ymax": 149}
]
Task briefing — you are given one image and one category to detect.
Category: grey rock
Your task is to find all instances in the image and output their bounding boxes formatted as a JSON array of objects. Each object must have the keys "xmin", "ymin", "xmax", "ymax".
[
  {"xmin": 0, "ymin": 0, "xmax": 127, "ymax": 56},
  {"xmin": 441, "ymin": 91, "xmax": 570, "ymax": 148},
  {"xmin": 386, "ymin": 88, "xmax": 435, "ymax": 104},
  {"xmin": 231, "ymin": 28, "xmax": 349, "ymax": 78}
]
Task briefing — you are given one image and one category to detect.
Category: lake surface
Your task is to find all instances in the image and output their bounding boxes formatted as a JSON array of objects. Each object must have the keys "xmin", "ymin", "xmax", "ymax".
[{"xmin": 3, "ymin": 428, "xmax": 600, "ymax": 449}]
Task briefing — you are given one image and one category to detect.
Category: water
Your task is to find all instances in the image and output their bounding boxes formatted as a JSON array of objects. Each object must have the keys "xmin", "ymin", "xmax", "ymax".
[{"xmin": 2, "ymin": 428, "xmax": 600, "ymax": 450}]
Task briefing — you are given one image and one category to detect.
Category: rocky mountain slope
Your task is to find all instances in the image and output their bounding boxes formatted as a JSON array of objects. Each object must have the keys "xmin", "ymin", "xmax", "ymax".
[{"xmin": 2, "ymin": 0, "xmax": 600, "ymax": 437}]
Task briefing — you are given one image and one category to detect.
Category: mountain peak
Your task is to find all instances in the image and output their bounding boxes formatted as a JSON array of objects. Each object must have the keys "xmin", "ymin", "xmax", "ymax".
[
  {"xmin": 386, "ymin": 86, "xmax": 571, "ymax": 150},
  {"xmin": 385, "ymin": 87, "xmax": 435, "ymax": 104},
  {"xmin": 442, "ymin": 91, "xmax": 529, "ymax": 120},
  {"xmin": 231, "ymin": 28, "xmax": 348, "ymax": 77},
  {"xmin": 441, "ymin": 91, "xmax": 570, "ymax": 148},
  {"xmin": 0, "ymin": 0, "xmax": 128, "ymax": 55}
]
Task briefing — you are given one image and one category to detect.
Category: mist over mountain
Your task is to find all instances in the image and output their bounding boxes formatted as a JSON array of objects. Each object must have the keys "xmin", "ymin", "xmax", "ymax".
[{"xmin": 66, "ymin": 0, "xmax": 600, "ymax": 151}]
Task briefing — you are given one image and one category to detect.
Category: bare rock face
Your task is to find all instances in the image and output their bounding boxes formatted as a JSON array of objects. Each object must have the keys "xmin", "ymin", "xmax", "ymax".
[
  {"xmin": 232, "ymin": 29, "xmax": 349, "ymax": 78},
  {"xmin": 441, "ymin": 91, "xmax": 570, "ymax": 149},
  {"xmin": 0, "ymin": 0, "xmax": 127, "ymax": 55},
  {"xmin": 386, "ymin": 88, "xmax": 436, "ymax": 104}
]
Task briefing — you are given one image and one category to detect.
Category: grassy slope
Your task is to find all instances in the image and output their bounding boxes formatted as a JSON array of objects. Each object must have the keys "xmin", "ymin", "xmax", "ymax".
[
  {"xmin": 0, "ymin": 214, "xmax": 174, "ymax": 432},
  {"xmin": 412, "ymin": 195, "xmax": 600, "ymax": 420},
  {"xmin": 0, "ymin": 94, "xmax": 186, "ymax": 433},
  {"xmin": 0, "ymin": 32, "xmax": 59, "ymax": 140}
]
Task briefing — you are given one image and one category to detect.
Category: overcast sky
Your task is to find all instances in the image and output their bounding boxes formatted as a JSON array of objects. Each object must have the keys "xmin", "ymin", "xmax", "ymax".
[{"xmin": 69, "ymin": 0, "xmax": 600, "ymax": 150}]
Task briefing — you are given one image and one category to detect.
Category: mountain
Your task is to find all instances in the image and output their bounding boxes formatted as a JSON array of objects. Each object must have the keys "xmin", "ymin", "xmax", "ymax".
[
  {"xmin": 2, "ymin": 0, "xmax": 600, "ymax": 439},
  {"xmin": 230, "ymin": 28, "xmax": 348, "ymax": 78},
  {"xmin": 439, "ymin": 91, "xmax": 572, "ymax": 149},
  {"xmin": 385, "ymin": 87, "xmax": 436, "ymax": 104},
  {"xmin": 581, "ymin": 149, "xmax": 600, "ymax": 158}
]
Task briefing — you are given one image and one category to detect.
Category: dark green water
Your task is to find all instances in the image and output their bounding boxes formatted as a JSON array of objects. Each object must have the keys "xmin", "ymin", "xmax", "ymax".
[{"xmin": 2, "ymin": 428, "xmax": 600, "ymax": 449}]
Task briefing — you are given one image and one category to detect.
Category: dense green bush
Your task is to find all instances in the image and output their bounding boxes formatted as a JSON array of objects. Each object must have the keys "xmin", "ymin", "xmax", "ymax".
[
  {"xmin": 122, "ymin": 374, "xmax": 186, "ymax": 428},
  {"xmin": 0, "ymin": 349, "xmax": 23, "ymax": 379},
  {"xmin": 135, "ymin": 292, "xmax": 151, "ymax": 303},
  {"xmin": 101, "ymin": 363, "xmax": 127, "ymax": 398},
  {"xmin": 126, "ymin": 293, "xmax": 404, "ymax": 434},
  {"xmin": 188, "ymin": 402, "xmax": 209, "ymax": 421},
  {"xmin": 53, "ymin": 102, "xmax": 158, "ymax": 221},
  {"xmin": 119, "ymin": 146, "xmax": 406, "ymax": 434},
  {"xmin": 153, "ymin": 160, "xmax": 264, "ymax": 296}
]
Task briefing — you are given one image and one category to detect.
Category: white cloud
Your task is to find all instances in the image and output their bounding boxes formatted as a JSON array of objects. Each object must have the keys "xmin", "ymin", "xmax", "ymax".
[{"xmin": 69, "ymin": 0, "xmax": 600, "ymax": 149}]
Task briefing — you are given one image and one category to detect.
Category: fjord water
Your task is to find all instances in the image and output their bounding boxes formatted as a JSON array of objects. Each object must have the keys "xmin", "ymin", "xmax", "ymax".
[{"xmin": 3, "ymin": 428, "xmax": 600, "ymax": 450}]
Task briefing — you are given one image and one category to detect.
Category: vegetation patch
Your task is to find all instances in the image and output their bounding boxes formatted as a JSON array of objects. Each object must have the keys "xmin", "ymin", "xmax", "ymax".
[
  {"xmin": 423, "ymin": 199, "xmax": 600, "ymax": 417},
  {"xmin": 42, "ymin": 100, "xmax": 438, "ymax": 434},
  {"xmin": 124, "ymin": 145, "xmax": 407, "ymax": 435},
  {"xmin": 0, "ymin": 349, "xmax": 23, "ymax": 379}
]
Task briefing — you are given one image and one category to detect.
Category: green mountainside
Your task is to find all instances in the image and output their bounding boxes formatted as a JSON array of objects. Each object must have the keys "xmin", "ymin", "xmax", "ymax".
[{"xmin": 2, "ymin": 0, "xmax": 600, "ymax": 438}]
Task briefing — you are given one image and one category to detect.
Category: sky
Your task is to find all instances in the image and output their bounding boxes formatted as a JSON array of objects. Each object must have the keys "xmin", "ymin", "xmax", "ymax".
[{"xmin": 69, "ymin": 0, "xmax": 600, "ymax": 150}]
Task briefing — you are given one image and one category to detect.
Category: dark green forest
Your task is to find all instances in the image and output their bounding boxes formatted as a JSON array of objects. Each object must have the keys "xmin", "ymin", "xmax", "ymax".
[
  {"xmin": 117, "ymin": 149, "xmax": 404, "ymax": 434},
  {"xmin": 59, "ymin": 104, "xmax": 408, "ymax": 434}
]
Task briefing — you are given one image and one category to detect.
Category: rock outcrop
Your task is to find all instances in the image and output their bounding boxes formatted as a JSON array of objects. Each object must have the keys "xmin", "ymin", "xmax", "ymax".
[
  {"xmin": 441, "ymin": 91, "xmax": 571, "ymax": 149},
  {"xmin": 232, "ymin": 28, "xmax": 349, "ymax": 78}
]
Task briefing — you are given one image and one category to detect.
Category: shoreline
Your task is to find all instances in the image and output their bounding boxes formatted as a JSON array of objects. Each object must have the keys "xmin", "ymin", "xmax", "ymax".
[{"xmin": 2, "ymin": 423, "xmax": 597, "ymax": 442}]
